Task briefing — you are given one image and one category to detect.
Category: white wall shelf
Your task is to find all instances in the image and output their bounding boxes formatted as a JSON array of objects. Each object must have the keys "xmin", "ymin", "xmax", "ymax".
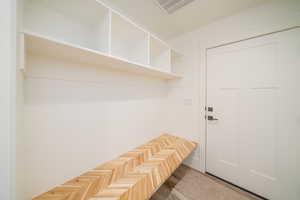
[
  {"xmin": 24, "ymin": 32, "xmax": 181, "ymax": 80},
  {"xmin": 22, "ymin": 0, "xmax": 182, "ymax": 80}
]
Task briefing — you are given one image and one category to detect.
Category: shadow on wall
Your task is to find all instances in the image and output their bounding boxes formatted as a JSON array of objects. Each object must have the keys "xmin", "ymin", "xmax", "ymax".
[{"xmin": 25, "ymin": 53, "xmax": 168, "ymax": 105}]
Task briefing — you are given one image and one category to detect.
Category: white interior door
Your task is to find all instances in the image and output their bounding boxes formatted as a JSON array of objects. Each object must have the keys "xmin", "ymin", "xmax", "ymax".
[{"xmin": 206, "ymin": 28, "xmax": 300, "ymax": 200}]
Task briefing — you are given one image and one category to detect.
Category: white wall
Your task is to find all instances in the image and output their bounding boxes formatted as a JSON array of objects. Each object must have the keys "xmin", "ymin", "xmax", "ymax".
[
  {"xmin": 0, "ymin": 0, "xmax": 21, "ymax": 200},
  {"xmin": 167, "ymin": 0, "xmax": 300, "ymax": 172},
  {"xmin": 23, "ymin": 53, "xmax": 169, "ymax": 199}
]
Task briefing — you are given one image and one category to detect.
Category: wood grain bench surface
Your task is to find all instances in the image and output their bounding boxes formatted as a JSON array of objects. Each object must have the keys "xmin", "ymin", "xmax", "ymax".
[{"xmin": 33, "ymin": 134, "xmax": 197, "ymax": 200}]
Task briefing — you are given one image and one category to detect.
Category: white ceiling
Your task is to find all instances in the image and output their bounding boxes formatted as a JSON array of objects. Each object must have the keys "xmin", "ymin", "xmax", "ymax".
[{"xmin": 100, "ymin": 0, "xmax": 270, "ymax": 40}]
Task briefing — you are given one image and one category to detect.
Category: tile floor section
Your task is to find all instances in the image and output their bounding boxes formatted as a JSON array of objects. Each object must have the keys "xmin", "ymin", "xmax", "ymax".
[{"xmin": 150, "ymin": 165, "xmax": 264, "ymax": 200}]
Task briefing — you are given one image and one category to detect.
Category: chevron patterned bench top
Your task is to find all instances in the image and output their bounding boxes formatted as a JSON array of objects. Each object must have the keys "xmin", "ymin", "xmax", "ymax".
[{"xmin": 33, "ymin": 134, "xmax": 197, "ymax": 200}]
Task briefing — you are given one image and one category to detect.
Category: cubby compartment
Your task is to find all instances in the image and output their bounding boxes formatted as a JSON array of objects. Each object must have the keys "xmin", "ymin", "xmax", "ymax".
[
  {"xmin": 23, "ymin": 0, "xmax": 110, "ymax": 53},
  {"xmin": 111, "ymin": 12, "xmax": 149, "ymax": 65},
  {"xmin": 150, "ymin": 37, "xmax": 171, "ymax": 72}
]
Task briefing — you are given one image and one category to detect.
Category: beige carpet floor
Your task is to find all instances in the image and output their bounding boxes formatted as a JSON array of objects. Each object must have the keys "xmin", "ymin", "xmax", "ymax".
[{"xmin": 150, "ymin": 165, "xmax": 264, "ymax": 200}]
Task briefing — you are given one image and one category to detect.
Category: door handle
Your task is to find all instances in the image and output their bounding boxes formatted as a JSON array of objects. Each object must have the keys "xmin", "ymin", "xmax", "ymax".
[{"xmin": 206, "ymin": 115, "xmax": 218, "ymax": 121}]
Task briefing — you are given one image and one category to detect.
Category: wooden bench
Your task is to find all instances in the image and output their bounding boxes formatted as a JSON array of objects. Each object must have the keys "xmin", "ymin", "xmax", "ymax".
[{"xmin": 33, "ymin": 134, "xmax": 197, "ymax": 200}]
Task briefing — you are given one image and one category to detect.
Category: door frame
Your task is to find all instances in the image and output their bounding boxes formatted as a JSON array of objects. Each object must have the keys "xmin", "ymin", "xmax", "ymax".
[{"xmin": 202, "ymin": 25, "xmax": 300, "ymax": 173}]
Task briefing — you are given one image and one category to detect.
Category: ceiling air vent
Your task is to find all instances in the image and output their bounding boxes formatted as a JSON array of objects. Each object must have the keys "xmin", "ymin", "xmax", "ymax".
[{"xmin": 154, "ymin": 0, "xmax": 195, "ymax": 14}]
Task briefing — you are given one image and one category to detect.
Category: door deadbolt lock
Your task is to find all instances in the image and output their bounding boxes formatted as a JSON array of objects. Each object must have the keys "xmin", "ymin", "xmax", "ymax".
[{"xmin": 206, "ymin": 115, "xmax": 218, "ymax": 121}]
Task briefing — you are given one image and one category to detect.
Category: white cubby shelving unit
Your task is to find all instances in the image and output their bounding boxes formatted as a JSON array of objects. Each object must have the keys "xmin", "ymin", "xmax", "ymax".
[{"xmin": 21, "ymin": 0, "xmax": 182, "ymax": 80}]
